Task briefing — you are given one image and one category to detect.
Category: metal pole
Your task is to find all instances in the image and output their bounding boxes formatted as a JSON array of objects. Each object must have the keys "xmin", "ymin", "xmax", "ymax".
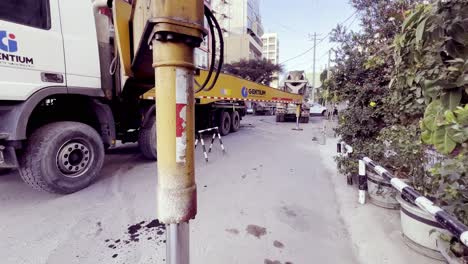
[
  {"xmin": 292, "ymin": 104, "xmax": 303, "ymax": 131},
  {"xmin": 311, "ymin": 32, "xmax": 317, "ymax": 102},
  {"xmin": 358, "ymin": 160, "xmax": 366, "ymax": 205},
  {"xmin": 152, "ymin": 1, "xmax": 205, "ymax": 264},
  {"xmin": 167, "ymin": 223, "xmax": 190, "ymax": 264},
  {"xmin": 325, "ymin": 49, "xmax": 331, "ymax": 108}
]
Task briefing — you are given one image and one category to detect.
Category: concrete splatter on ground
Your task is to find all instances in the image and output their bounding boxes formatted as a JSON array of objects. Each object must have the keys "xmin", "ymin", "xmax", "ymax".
[
  {"xmin": 264, "ymin": 260, "xmax": 293, "ymax": 264},
  {"xmin": 246, "ymin": 225, "xmax": 266, "ymax": 239},
  {"xmin": 104, "ymin": 219, "xmax": 166, "ymax": 259},
  {"xmin": 225, "ymin": 228, "xmax": 240, "ymax": 235},
  {"xmin": 273, "ymin": 240, "xmax": 284, "ymax": 248},
  {"xmin": 264, "ymin": 259, "xmax": 282, "ymax": 264},
  {"xmin": 96, "ymin": 221, "xmax": 103, "ymax": 236},
  {"xmin": 281, "ymin": 206, "xmax": 297, "ymax": 217}
]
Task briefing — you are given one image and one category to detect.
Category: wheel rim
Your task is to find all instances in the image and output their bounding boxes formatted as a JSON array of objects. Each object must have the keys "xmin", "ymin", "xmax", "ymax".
[
  {"xmin": 223, "ymin": 116, "xmax": 230, "ymax": 132},
  {"xmin": 234, "ymin": 115, "xmax": 240, "ymax": 128},
  {"xmin": 56, "ymin": 140, "xmax": 93, "ymax": 178}
]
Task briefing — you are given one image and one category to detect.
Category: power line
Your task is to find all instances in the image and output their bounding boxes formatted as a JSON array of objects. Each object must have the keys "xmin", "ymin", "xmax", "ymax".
[
  {"xmin": 279, "ymin": 36, "xmax": 327, "ymax": 65},
  {"xmin": 279, "ymin": 10, "xmax": 359, "ymax": 65},
  {"xmin": 302, "ymin": 12, "xmax": 360, "ymax": 69}
]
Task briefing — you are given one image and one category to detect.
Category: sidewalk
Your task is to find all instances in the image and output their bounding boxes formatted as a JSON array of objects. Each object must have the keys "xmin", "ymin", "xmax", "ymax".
[{"xmin": 317, "ymin": 137, "xmax": 442, "ymax": 264}]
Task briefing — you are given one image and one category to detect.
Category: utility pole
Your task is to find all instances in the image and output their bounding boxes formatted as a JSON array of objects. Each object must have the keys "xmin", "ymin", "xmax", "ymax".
[
  {"xmin": 311, "ymin": 32, "xmax": 317, "ymax": 102},
  {"xmin": 325, "ymin": 49, "xmax": 332, "ymax": 107}
]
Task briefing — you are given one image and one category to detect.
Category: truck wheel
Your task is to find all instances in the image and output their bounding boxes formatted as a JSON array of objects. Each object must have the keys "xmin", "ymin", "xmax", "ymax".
[
  {"xmin": 18, "ymin": 122, "xmax": 104, "ymax": 194},
  {"xmin": 276, "ymin": 114, "xmax": 285, "ymax": 122},
  {"xmin": 219, "ymin": 111, "xmax": 231, "ymax": 136},
  {"xmin": 230, "ymin": 111, "xmax": 241, "ymax": 132},
  {"xmin": 138, "ymin": 116, "xmax": 157, "ymax": 160}
]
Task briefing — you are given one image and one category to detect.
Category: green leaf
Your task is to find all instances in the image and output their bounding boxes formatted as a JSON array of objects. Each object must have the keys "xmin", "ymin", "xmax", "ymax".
[
  {"xmin": 440, "ymin": 89, "xmax": 462, "ymax": 110},
  {"xmin": 402, "ymin": 7, "xmax": 424, "ymax": 31},
  {"xmin": 416, "ymin": 17, "xmax": 428, "ymax": 44},
  {"xmin": 421, "ymin": 130, "xmax": 432, "ymax": 144},
  {"xmin": 424, "ymin": 79, "xmax": 438, "ymax": 89},
  {"xmin": 432, "ymin": 127, "xmax": 457, "ymax": 154},
  {"xmin": 447, "ymin": 126, "xmax": 468, "ymax": 144},
  {"xmin": 454, "ymin": 105, "xmax": 468, "ymax": 125},
  {"xmin": 445, "ymin": 110, "xmax": 456, "ymax": 123},
  {"xmin": 423, "ymin": 100, "xmax": 444, "ymax": 131},
  {"xmin": 407, "ymin": 76, "xmax": 415, "ymax": 87}
]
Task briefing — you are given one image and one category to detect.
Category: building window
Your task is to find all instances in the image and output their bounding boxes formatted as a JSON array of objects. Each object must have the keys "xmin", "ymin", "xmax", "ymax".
[{"xmin": 0, "ymin": 0, "xmax": 51, "ymax": 30}]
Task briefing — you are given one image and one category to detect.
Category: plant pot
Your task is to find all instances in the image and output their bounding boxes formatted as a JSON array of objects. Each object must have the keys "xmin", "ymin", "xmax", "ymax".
[
  {"xmin": 396, "ymin": 194, "xmax": 447, "ymax": 261},
  {"xmin": 366, "ymin": 171, "xmax": 400, "ymax": 209},
  {"xmin": 436, "ymin": 238, "xmax": 468, "ymax": 264}
]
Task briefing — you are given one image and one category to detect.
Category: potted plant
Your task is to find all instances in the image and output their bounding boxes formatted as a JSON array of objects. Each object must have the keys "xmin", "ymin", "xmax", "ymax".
[
  {"xmin": 365, "ymin": 125, "xmax": 424, "ymax": 209},
  {"xmin": 430, "ymin": 153, "xmax": 468, "ymax": 263}
]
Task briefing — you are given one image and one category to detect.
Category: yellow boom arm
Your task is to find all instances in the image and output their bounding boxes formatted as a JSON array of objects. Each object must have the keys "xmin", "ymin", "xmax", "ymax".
[{"xmin": 143, "ymin": 70, "xmax": 304, "ymax": 105}]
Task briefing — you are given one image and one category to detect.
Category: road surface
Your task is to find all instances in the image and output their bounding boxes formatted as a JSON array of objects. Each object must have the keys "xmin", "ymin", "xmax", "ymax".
[{"xmin": 0, "ymin": 115, "xmax": 439, "ymax": 264}]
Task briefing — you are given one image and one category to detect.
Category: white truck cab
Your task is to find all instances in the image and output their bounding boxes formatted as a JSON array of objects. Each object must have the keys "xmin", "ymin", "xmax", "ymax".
[
  {"xmin": 0, "ymin": 0, "xmax": 122, "ymax": 194},
  {"xmin": 0, "ymin": 0, "xmax": 104, "ymax": 101}
]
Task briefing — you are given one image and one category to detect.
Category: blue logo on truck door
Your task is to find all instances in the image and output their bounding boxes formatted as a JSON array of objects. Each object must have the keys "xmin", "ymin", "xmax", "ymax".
[
  {"xmin": 241, "ymin": 87, "xmax": 248, "ymax": 98},
  {"xmin": 0, "ymin": 31, "xmax": 34, "ymax": 67},
  {"xmin": 0, "ymin": 31, "xmax": 18, "ymax": 52}
]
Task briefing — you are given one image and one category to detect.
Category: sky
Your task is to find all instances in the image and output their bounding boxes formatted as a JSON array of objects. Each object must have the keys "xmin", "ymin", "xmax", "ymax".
[{"xmin": 259, "ymin": 0, "xmax": 361, "ymax": 76}]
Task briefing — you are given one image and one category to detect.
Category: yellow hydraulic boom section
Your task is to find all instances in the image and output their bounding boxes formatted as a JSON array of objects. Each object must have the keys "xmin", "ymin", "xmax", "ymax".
[
  {"xmin": 143, "ymin": 70, "xmax": 304, "ymax": 105},
  {"xmin": 111, "ymin": 0, "xmax": 302, "ymax": 107}
]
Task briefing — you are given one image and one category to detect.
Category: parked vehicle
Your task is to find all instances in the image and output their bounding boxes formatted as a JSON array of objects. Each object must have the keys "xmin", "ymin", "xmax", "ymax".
[
  {"xmin": 309, "ymin": 103, "xmax": 327, "ymax": 116},
  {"xmin": 252, "ymin": 102, "xmax": 275, "ymax": 115}
]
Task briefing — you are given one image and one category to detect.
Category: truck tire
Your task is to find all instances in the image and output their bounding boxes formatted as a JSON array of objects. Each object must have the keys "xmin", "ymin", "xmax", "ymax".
[
  {"xmin": 276, "ymin": 114, "xmax": 285, "ymax": 122},
  {"xmin": 18, "ymin": 122, "xmax": 105, "ymax": 194},
  {"xmin": 230, "ymin": 111, "xmax": 241, "ymax": 132},
  {"xmin": 138, "ymin": 116, "xmax": 157, "ymax": 161},
  {"xmin": 219, "ymin": 111, "xmax": 231, "ymax": 136}
]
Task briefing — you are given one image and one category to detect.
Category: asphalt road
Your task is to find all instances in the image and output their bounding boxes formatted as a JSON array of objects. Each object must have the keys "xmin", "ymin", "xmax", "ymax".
[{"xmin": 0, "ymin": 115, "xmax": 437, "ymax": 264}]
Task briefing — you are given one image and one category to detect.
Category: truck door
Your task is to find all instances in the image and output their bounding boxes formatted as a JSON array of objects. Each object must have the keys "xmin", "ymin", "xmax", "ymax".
[{"xmin": 0, "ymin": 0, "xmax": 66, "ymax": 101}]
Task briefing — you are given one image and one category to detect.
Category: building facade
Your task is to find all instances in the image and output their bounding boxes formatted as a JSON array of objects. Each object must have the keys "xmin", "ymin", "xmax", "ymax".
[
  {"xmin": 262, "ymin": 33, "xmax": 279, "ymax": 64},
  {"xmin": 212, "ymin": 0, "xmax": 264, "ymax": 63},
  {"xmin": 262, "ymin": 33, "xmax": 279, "ymax": 87}
]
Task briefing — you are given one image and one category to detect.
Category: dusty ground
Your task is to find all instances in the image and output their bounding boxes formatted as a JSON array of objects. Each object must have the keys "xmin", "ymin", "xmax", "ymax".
[{"xmin": 0, "ymin": 115, "xmax": 440, "ymax": 264}]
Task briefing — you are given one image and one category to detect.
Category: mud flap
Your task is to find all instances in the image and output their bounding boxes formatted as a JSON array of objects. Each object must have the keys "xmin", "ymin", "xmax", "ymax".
[{"xmin": 0, "ymin": 145, "xmax": 18, "ymax": 169}]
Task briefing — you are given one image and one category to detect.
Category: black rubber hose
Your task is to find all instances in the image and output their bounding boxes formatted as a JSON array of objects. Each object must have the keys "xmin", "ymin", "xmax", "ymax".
[
  {"xmin": 203, "ymin": 7, "xmax": 224, "ymax": 91},
  {"xmin": 195, "ymin": 5, "xmax": 217, "ymax": 93}
]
